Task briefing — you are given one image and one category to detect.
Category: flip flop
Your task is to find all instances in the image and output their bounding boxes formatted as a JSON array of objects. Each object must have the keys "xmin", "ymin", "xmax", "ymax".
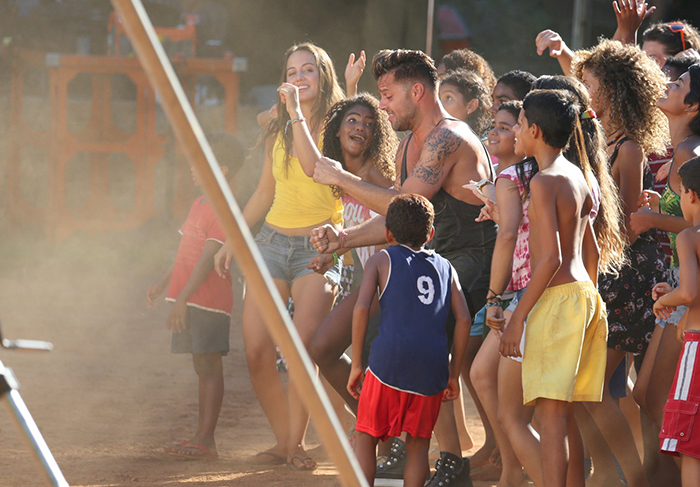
[
  {"xmin": 287, "ymin": 455, "xmax": 317, "ymax": 471},
  {"xmin": 163, "ymin": 440, "xmax": 189, "ymax": 454},
  {"xmin": 170, "ymin": 443, "xmax": 218, "ymax": 460},
  {"xmin": 246, "ymin": 450, "xmax": 286, "ymax": 465}
]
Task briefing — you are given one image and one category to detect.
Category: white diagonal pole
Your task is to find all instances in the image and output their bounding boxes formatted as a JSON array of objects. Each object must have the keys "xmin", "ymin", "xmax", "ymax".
[{"xmin": 109, "ymin": 2, "xmax": 368, "ymax": 486}]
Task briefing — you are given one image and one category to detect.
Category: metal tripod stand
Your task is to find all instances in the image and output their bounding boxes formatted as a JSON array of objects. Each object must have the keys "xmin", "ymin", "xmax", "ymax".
[{"xmin": 0, "ymin": 322, "xmax": 69, "ymax": 486}]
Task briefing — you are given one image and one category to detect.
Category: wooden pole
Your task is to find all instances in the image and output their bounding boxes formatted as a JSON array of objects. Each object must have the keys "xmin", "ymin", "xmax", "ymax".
[
  {"xmin": 426, "ymin": 0, "xmax": 436, "ymax": 56},
  {"xmin": 108, "ymin": 2, "xmax": 368, "ymax": 486}
]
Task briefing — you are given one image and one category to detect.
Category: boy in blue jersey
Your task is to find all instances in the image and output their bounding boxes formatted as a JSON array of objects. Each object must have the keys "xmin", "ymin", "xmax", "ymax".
[{"xmin": 348, "ymin": 193, "xmax": 471, "ymax": 487}]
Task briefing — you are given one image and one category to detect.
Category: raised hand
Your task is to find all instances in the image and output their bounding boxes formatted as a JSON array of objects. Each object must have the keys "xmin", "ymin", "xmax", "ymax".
[
  {"xmin": 277, "ymin": 82, "xmax": 302, "ymax": 118},
  {"xmin": 613, "ymin": 0, "xmax": 655, "ymax": 41},
  {"xmin": 536, "ymin": 29, "xmax": 567, "ymax": 58},
  {"xmin": 345, "ymin": 51, "xmax": 366, "ymax": 97}
]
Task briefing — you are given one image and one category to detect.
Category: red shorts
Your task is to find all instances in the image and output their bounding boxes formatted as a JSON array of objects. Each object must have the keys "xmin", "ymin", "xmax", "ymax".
[
  {"xmin": 660, "ymin": 331, "xmax": 700, "ymax": 459},
  {"xmin": 355, "ymin": 370, "xmax": 443, "ymax": 441}
]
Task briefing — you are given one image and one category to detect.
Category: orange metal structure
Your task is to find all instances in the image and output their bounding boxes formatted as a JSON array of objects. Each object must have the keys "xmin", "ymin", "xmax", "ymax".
[{"xmin": 7, "ymin": 47, "xmax": 241, "ymax": 240}]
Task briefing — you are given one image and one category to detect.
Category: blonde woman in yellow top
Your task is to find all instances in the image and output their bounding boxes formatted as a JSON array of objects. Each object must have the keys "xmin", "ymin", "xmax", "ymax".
[{"xmin": 216, "ymin": 43, "xmax": 344, "ymax": 470}]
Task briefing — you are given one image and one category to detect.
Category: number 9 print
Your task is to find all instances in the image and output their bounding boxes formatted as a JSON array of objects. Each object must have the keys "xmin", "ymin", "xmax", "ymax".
[{"xmin": 417, "ymin": 276, "xmax": 435, "ymax": 305}]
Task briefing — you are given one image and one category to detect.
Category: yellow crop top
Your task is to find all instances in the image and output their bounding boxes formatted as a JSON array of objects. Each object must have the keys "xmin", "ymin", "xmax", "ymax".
[{"xmin": 265, "ymin": 133, "xmax": 344, "ymax": 228}]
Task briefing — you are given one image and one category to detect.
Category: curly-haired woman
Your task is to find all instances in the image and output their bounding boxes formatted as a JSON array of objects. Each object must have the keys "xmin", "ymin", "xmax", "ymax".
[{"xmin": 573, "ymin": 38, "xmax": 670, "ymax": 487}]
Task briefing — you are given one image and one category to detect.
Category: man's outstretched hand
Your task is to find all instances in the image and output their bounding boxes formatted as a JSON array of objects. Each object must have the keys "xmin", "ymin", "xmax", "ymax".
[{"xmin": 310, "ymin": 225, "xmax": 341, "ymax": 254}]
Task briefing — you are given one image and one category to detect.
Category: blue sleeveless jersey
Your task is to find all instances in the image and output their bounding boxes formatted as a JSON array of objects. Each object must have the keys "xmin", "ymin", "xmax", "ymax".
[{"xmin": 368, "ymin": 245, "xmax": 453, "ymax": 396}]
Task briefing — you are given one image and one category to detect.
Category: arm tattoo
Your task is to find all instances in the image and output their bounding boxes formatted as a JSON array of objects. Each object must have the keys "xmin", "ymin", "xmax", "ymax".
[{"xmin": 409, "ymin": 127, "xmax": 462, "ymax": 184}]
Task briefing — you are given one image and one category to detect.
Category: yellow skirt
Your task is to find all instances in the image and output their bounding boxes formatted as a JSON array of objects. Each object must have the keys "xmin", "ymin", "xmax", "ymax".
[{"xmin": 522, "ymin": 280, "xmax": 608, "ymax": 406}]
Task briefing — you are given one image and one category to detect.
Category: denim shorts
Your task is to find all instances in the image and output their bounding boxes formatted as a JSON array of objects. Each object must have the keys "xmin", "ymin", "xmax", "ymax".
[{"xmin": 255, "ymin": 223, "xmax": 341, "ymax": 287}]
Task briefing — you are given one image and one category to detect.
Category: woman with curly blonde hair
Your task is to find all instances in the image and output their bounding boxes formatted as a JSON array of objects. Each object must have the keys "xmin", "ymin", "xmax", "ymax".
[{"xmin": 572, "ymin": 39, "xmax": 670, "ymax": 487}]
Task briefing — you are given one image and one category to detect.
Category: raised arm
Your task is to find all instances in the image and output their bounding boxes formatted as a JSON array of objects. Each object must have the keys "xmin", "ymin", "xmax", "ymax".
[
  {"xmin": 612, "ymin": 0, "xmax": 655, "ymax": 46},
  {"xmin": 345, "ymin": 51, "xmax": 366, "ymax": 98},
  {"xmin": 535, "ymin": 29, "xmax": 575, "ymax": 76},
  {"xmin": 277, "ymin": 82, "xmax": 322, "ymax": 177}
]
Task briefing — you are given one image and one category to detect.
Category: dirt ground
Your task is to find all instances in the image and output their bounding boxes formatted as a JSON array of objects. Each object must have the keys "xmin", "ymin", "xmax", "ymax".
[{"xmin": 0, "ymin": 226, "xmax": 503, "ymax": 487}]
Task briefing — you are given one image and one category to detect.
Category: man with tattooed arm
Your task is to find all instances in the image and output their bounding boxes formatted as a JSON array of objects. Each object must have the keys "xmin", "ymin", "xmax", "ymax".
[{"xmin": 311, "ymin": 49, "xmax": 496, "ymax": 486}]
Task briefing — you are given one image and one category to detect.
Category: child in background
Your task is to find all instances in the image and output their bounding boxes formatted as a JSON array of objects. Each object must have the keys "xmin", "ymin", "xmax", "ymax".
[
  {"xmin": 653, "ymin": 156, "xmax": 700, "ymax": 487},
  {"xmin": 490, "ymin": 70, "xmax": 536, "ymax": 116},
  {"xmin": 439, "ymin": 68, "xmax": 493, "ymax": 139},
  {"xmin": 147, "ymin": 133, "xmax": 244, "ymax": 460},
  {"xmin": 348, "ymin": 194, "xmax": 471, "ymax": 487}
]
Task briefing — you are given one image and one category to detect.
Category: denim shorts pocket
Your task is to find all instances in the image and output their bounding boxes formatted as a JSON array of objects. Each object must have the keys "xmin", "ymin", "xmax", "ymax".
[
  {"xmin": 254, "ymin": 224, "xmax": 274, "ymax": 245},
  {"xmin": 660, "ymin": 399, "xmax": 699, "ymax": 442}
]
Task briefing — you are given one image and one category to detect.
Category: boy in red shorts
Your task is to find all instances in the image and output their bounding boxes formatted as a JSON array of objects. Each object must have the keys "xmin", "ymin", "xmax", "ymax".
[
  {"xmin": 653, "ymin": 156, "xmax": 700, "ymax": 486},
  {"xmin": 147, "ymin": 133, "xmax": 244, "ymax": 460},
  {"xmin": 347, "ymin": 194, "xmax": 471, "ymax": 487}
]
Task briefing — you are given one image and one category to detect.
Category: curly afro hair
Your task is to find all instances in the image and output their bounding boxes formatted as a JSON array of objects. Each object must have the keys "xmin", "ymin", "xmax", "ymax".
[
  {"xmin": 572, "ymin": 39, "xmax": 669, "ymax": 156},
  {"xmin": 320, "ymin": 93, "xmax": 398, "ymax": 198}
]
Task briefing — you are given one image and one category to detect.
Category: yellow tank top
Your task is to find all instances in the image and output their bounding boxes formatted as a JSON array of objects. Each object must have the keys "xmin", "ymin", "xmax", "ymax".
[{"xmin": 265, "ymin": 133, "xmax": 344, "ymax": 228}]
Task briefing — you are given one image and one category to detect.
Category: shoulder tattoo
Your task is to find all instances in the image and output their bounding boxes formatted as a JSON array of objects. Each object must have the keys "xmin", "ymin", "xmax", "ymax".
[{"xmin": 410, "ymin": 127, "xmax": 463, "ymax": 184}]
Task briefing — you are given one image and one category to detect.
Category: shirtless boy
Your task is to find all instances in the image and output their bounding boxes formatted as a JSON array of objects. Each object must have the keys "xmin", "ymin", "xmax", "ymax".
[{"xmin": 499, "ymin": 89, "xmax": 608, "ymax": 487}]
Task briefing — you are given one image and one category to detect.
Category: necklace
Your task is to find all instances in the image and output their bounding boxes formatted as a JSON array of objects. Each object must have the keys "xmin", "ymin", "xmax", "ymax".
[{"xmin": 607, "ymin": 134, "xmax": 623, "ymax": 147}]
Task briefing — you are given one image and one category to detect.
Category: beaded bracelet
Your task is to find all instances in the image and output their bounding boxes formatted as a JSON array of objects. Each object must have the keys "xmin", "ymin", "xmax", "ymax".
[{"xmin": 333, "ymin": 252, "xmax": 339, "ymax": 266}]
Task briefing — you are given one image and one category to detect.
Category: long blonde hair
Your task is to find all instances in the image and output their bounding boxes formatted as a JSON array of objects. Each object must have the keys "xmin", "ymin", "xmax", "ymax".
[{"xmin": 263, "ymin": 43, "xmax": 345, "ymax": 171}]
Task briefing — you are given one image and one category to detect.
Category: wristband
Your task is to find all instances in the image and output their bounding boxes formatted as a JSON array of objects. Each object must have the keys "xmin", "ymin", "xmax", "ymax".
[
  {"xmin": 333, "ymin": 252, "xmax": 339, "ymax": 266},
  {"xmin": 484, "ymin": 301, "xmax": 503, "ymax": 309},
  {"xmin": 284, "ymin": 116, "xmax": 306, "ymax": 133}
]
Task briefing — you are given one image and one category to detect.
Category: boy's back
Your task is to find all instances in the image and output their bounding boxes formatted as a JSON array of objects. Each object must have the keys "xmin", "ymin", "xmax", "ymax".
[
  {"xmin": 369, "ymin": 245, "xmax": 454, "ymax": 396},
  {"xmin": 528, "ymin": 158, "xmax": 594, "ymax": 288}
]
